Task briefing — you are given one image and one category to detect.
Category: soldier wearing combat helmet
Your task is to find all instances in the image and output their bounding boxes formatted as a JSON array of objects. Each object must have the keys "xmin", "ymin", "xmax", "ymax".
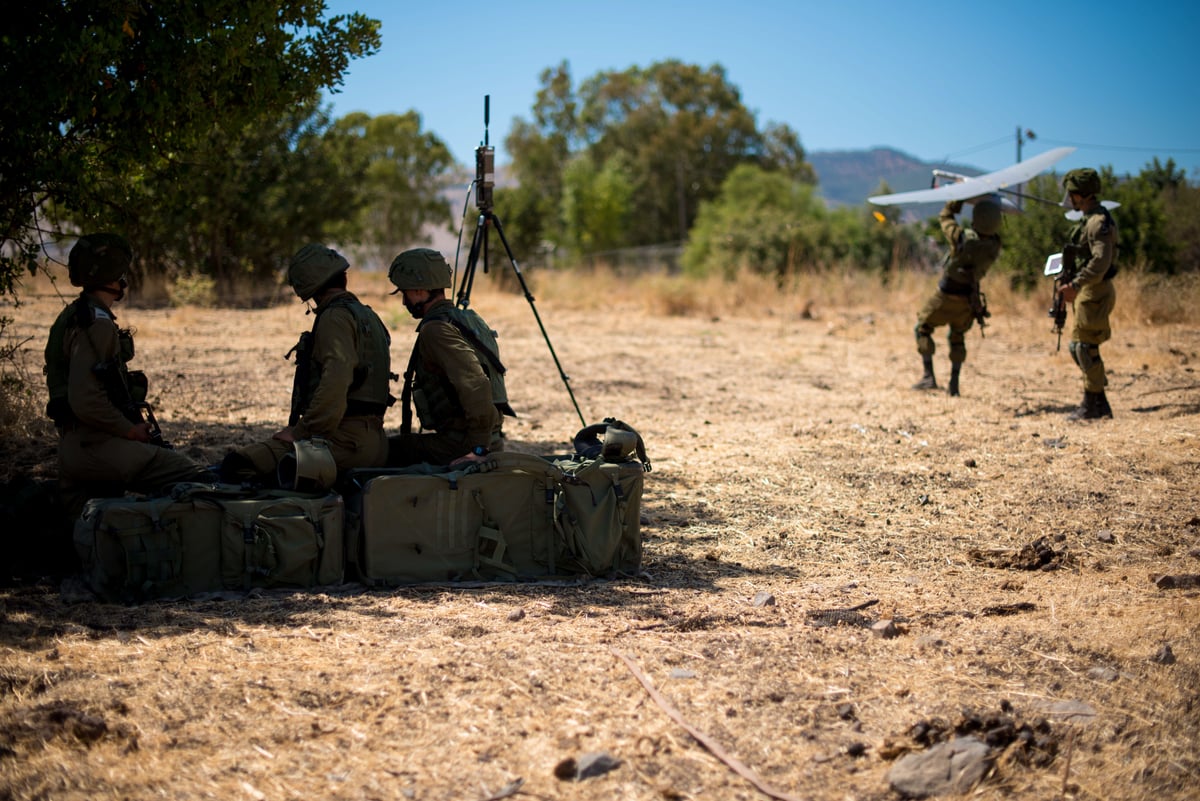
[
  {"xmin": 221, "ymin": 244, "xmax": 393, "ymax": 485},
  {"xmin": 1059, "ymin": 167, "xmax": 1119, "ymax": 420},
  {"xmin": 387, "ymin": 248, "xmax": 514, "ymax": 467},
  {"xmin": 44, "ymin": 233, "xmax": 214, "ymax": 515},
  {"xmin": 912, "ymin": 198, "xmax": 1003, "ymax": 396}
]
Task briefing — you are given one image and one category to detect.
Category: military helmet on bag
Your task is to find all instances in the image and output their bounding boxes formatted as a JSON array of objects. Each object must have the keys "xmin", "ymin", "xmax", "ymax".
[
  {"xmin": 1063, "ymin": 168, "xmax": 1102, "ymax": 197},
  {"xmin": 971, "ymin": 199, "xmax": 1003, "ymax": 236},
  {"xmin": 277, "ymin": 437, "xmax": 337, "ymax": 493},
  {"xmin": 388, "ymin": 248, "xmax": 452, "ymax": 292},
  {"xmin": 68, "ymin": 233, "xmax": 133, "ymax": 288},
  {"xmin": 288, "ymin": 244, "xmax": 349, "ymax": 301}
]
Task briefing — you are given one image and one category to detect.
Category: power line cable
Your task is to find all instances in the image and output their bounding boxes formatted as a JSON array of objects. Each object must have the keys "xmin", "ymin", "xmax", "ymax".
[
  {"xmin": 1036, "ymin": 137, "xmax": 1200, "ymax": 155},
  {"xmin": 940, "ymin": 136, "xmax": 1013, "ymax": 162}
]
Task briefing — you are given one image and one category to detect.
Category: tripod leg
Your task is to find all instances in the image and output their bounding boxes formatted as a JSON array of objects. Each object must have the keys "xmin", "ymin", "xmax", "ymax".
[
  {"xmin": 457, "ymin": 213, "xmax": 487, "ymax": 307},
  {"xmin": 488, "ymin": 213, "xmax": 588, "ymax": 429}
]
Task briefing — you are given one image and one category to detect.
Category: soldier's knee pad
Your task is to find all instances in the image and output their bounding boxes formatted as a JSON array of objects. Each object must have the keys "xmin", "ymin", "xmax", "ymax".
[
  {"xmin": 915, "ymin": 324, "xmax": 935, "ymax": 355},
  {"xmin": 1068, "ymin": 341, "xmax": 1083, "ymax": 370},
  {"xmin": 1071, "ymin": 342, "xmax": 1100, "ymax": 371}
]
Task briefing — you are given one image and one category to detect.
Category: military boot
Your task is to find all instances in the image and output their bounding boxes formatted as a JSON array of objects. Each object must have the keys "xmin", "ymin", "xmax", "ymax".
[
  {"xmin": 1067, "ymin": 391, "xmax": 1110, "ymax": 421},
  {"xmin": 912, "ymin": 357, "xmax": 937, "ymax": 390},
  {"xmin": 947, "ymin": 363, "xmax": 962, "ymax": 397}
]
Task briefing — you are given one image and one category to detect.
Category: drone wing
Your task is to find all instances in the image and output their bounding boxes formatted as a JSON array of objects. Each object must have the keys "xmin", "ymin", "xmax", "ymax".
[{"xmin": 868, "ymin": 146, "xmax": 1077, "ymax": 206}]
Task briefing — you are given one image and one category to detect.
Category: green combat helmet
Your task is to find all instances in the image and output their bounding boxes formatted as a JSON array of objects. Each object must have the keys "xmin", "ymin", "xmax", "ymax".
[
  {"xmin": 388, "ymin": 248, "xmax": 452, "ymax": 293},
  {"xmin": 288, "ymin": 244, "xmax": 349, "ymax": 301},
  {"xmin": 971, "ymin": 199, "xmax": 1002, "ymax": 236},
  {"xmin": 68, "ymin": 233, "xmax": 132, "ymax": 288},
  {"xmin": 1063, "ymin": 168, "xmax": 1101, "ymax": 197},
  {"xmin": 276, "ymin": 437, "xmax": 337, "ymax": 493}
]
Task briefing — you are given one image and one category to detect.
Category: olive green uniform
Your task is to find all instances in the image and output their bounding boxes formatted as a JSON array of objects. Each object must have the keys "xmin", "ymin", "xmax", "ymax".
[
  {"xmin": 1066, "ymin": 207, "xmax": 1118, "ymax": 393},
  {"xmin": 390, "ymin": 298, "xmax": 507, "ymax": 466},
  {"xmin": 915, "ymin": 203, "xmax": 1000, "ymax": 365},
  {"xmin": 231, "ymin": 290, "xmax": 392, "ymax": 479},
  {"xmin": 45, "ymin": 294, "xmax": 213, "ymax": 513}
]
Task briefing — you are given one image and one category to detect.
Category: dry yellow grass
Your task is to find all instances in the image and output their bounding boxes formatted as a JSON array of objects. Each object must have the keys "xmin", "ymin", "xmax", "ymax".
[{"xmin": 1, "ymin": 266, "xmax": 1197, "ymax": 801}]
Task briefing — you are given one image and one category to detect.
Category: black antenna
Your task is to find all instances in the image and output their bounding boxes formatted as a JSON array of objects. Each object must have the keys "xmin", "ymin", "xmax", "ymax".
[{"xmin": 457, "ymin": 95, "xmax": 586, "ymax": 429}]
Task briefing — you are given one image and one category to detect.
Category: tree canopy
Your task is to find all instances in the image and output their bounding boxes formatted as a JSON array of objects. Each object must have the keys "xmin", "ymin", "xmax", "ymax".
[
  {"xmin": 0, "ymin": 1, "xmax": 381, "ymax": 297},
  {"xmin": 500, "ymin": 59, "xmax": 815, "ymax": 260}
]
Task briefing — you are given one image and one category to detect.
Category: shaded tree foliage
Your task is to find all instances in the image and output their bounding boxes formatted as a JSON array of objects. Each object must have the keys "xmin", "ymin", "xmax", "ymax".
[
  {"xmin": 0, "ymin": 0, "xmax": 380, "ymax": 297},
  {"xmin": 76, "ymin": 99, "xmax": 369, "ymax": 295}
]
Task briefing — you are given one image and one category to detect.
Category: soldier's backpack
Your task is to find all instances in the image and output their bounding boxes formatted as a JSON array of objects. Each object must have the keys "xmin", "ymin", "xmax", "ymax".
[
  {"xmin": 553, "ymin": 419, "xmax": 650, "ymax": 576},
  {"xmin": 343, "ymin": 452, "xmax": 566, "ymax": 585},
  {"xmin": 74, "ymin": 484, "xmax": 344, "ymax": 602}
]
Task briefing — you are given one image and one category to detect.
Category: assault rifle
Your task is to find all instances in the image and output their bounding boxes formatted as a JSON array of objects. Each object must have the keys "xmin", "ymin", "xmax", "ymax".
[
  {"xmin": 1043, "ymin": 249, "xmax": 1077, "ymax": 351},
  {"xmin": 970, "ymin": 289, "xmax": 991, "ymax": 338},
  {"xmin": 93, "ymin": 361, "xmax": 173, "ymax": 448},
  {"xmin": 285, "ymin": 331, "xmax": 313, "ymax": 427}
]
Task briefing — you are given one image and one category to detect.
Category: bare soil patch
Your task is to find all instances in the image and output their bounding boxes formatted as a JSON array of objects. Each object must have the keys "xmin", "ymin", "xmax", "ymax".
[{"xmin": 1, "ymin": 271, "xmax": 1198, "ymax": 801}]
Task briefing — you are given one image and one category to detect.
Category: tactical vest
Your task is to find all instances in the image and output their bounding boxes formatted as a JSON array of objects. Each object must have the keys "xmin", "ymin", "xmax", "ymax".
[
  {"xmin": 405, "ymin": 303, "xmax": 515, "ymax": 433},
  {"xmin": 1066, "ymin": 205, "xmax": 1119, "ymax": 280},
  {"xmin": 44, "ymin": 295, "xmax": 141, "ymax": 427},
  {"xmin": 289, "ymin": 293, "xmax": 393, "ymax": 425},
  {"xmin": 939, "ymin": 229, "xmax": 1000, "ymax": 294}
]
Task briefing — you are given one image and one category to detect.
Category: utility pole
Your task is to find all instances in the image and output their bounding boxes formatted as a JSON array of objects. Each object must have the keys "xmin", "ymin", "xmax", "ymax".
[{"xmin": 1016, "ymin": 127, "xmax": 1036, "ymax": 210}]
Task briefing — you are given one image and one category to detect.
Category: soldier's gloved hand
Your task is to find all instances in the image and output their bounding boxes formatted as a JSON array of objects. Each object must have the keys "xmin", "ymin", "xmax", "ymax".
[{"xmin": 945, "ymin": 200, "xmax": 963, "ymax": 215}]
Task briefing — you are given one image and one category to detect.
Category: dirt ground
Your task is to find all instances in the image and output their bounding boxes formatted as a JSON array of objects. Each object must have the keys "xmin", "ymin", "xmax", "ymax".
[{"xmin": 1, "ymin": 270, "xmax": 1198, "ymax": 801}]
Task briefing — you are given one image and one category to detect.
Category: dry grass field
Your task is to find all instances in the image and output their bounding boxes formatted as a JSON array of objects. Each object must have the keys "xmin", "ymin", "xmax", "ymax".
[{"xmin": 1, "ymin": 265, "xmax": 1198, "ymax": 801}]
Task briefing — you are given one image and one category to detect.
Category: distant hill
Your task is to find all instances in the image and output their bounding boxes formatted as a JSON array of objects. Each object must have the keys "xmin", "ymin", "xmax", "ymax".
[{"xmin": 808, "ymin": 147, "xmax": 982, "ymax": 211}]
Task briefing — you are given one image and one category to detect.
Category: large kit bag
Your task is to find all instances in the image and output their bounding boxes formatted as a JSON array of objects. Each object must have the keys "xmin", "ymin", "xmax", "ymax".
[
  {"xmin": 74, "ymin": 483, "xmax": 344, "ymax": 602},
  {"xmin": 344, "ymin": 421, "xmax": 650, "ymax": 585},
  {"xmin": 343, "ymin": 452, "xmax": 567, "ymax": 585}
]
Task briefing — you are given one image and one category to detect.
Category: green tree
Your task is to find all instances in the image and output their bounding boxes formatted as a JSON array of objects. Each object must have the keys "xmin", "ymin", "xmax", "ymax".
[
  {"xmin": 561, "ymin": 154, "xmax": 634, "ymax": 256},
  {"xmin": 73, "ymin": 99, "xmax": 369, "ymax": 297},
  {"xmin": 335, "ymin": 111, "xmax": 456, "ymax": 267},
  {"xmin": 577, "ymin": 60, "xmax": 815, "ymax": 248},
  {"xmin": 0, "ymin": 1, "xmax": 380, "ymax": 297},
  {"xmin": 497, "ymin": 61, "xmax": 578, "ymax": 261},
  {"xmin": 501, "ymin": 60, "xmax": 815, "ymax": 257},
  {"xmin": 1162, "ymin": 182, "xmax": 1200, "ymax": 273},
  {"xmin": 991, "ymin": 174, "xmax": 1068, "ymax": 289},
  {"xmin": 684, "ymin": 164, "xmax": 825, "ymax": 279},
  {"xmin": 686, "ymin": 165, "xmax": 926, "ymax": 280},
  {"xmin": 1104, "ymin": 166, "xmax": 1173, "ymax": 273}
]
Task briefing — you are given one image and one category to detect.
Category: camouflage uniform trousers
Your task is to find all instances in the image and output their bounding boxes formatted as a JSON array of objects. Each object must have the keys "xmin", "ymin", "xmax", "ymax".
[
  {"xmin": 388, "ymin": 428, "xmax": 505, "ymax": 468},
  {"xmin": 915, "ymin": 290, "xmax": 974, "ymax": 364},
  {"xmin": 58, "ymin": 427, "xmax": 215, "ymax": 517},
  {"xmin": 235, "ymin": 416, "xmax": 388, "ymax": 479},
  {"xmin": 1070, "ymin": 279, "xmax": 1116, "ymax": 393}
]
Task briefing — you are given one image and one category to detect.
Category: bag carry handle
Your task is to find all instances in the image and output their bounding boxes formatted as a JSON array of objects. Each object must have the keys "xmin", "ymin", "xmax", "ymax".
[{"xmin": 571, "ymin": 418, "xmax": 651, "ymax": 472}]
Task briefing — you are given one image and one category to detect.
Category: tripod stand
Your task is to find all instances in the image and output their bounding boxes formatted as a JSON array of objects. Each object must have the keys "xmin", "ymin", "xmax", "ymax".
[{"xmin": 455, "ymin": 96, "xmax": 586, "ymax": 429}]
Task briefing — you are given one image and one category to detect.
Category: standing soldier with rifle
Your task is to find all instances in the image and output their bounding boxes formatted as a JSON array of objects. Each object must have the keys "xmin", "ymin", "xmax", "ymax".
[
  {"xmin": 912, "ymin": 199, "xmax": 1002, "ymax": 396},
  {"xmin": 44, "ymin": 233, "xmax": 215, "ymax": 516},
  {"xmin": 1057, "ymin": 168, "xmax": 1118, "ymax": 420}
]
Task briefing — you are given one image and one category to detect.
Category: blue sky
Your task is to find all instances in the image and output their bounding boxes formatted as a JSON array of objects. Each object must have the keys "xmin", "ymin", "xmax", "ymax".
[{"xmin": 321, "ymin": 1, "xmax": 1200, "ymax": 185}]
